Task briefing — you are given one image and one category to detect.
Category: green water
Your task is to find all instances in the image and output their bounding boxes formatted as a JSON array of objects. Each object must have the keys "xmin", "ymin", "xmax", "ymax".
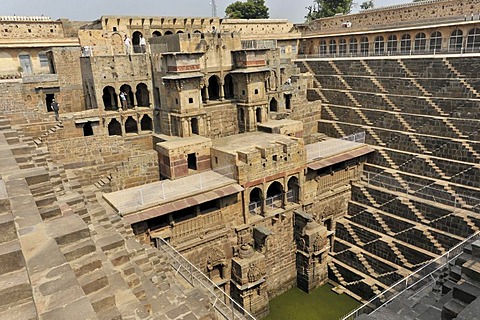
[{"xmin": 263, "ymin": 284, "xmax": 360, "ymax": 320}]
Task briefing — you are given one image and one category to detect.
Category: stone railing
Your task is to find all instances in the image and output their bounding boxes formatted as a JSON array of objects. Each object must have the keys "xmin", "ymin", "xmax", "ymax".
[
  {"xmin": 171, "ymin": 210, "xmax": 224, "ymax": 244},
  {"xmin": 0, "ymin": 15, "xmax": 52, "ymax": 21},
  {"xmin": 317, "ymin": 167, "xmax": 359, "ymax": 194},
  {"xmin": 241, "ymin": 39, "xmax": 277, "ymax": 50}
]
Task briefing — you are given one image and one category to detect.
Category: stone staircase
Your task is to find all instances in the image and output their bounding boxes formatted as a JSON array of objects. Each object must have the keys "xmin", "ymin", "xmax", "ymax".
[
  {"xmin": 360, "ymin": 61, "xmax": 388, "ymax": 93},
  {"xmin": 0, "ymin": 120, "xmax": 218, "ymax": 320},
  {"xmin": 397, "ymin": 60, "xmax": 431, "ymax": 96},
  {"xmin": 443, "ymin": 58, "xmax": 480, "ymax": 98}
]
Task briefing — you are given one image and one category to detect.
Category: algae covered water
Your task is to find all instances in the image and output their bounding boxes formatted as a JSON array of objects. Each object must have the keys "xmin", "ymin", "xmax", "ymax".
[{"xmin": 263, "ymin": 284, "xmax": 360, "ymax": 320}]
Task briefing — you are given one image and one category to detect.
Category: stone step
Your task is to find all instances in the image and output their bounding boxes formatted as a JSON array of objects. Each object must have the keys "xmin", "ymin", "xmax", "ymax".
[
  {"xmin": 45, "ymin": 214, "xmax": 90, "ymax": 247},
  {"xmin": 78, "ymin": 268, "xmax": 109, "ymax": 295},
  {"xmin": 62, "ymin": 238, "xmax": 97, "ymax": 262},
  {"xmin": 0, "ymin": 268, "xmax": 32, "ymax": 311},
  {"xmin": 0, "ymin": 240, "xmax": 25, "ymax": 275},
  {"xmin": 442, "ymin": 298, "xmax": 467, "ymax": 320},
  {"xmin": 0, "ymin": 213, "xmax": 16, "ymax": 244},
  {"xmin": 0, "ymin": 300, "xmax": 36, "ymax": 320},
  {"xmin": 452, "ymin": 281, "xmax": 480, "ymax": 304}
]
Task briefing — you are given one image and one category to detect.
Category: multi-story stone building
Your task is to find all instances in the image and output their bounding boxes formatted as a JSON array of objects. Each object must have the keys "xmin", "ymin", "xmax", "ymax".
[{"xmin": 1, "ymin": 0, "xmax": 480, "ymax": 319}]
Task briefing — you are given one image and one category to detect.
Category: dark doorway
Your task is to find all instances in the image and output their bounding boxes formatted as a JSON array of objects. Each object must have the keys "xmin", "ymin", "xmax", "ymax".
[
  {"xmin": 187, "ymin": 153, "xmax": 197, "ymax": 170},
  {"xmin": 287, "ymin": 176, "xmax": 299, "ymax": 203},
  {"xmin": 208, "ymin": 76, "xmax": 220, "ymax": 100},
  {"xmin": 164, "ymin": 30, "xmax": 173, "ymax": 35},
  {"xmin": 224, "ymin": 74, "xmax": 234, "ymax": 99},
  {"xmin": 46, "ymin": 94, "xmax": 55, "ymax": 112},
  {"xmin": 284, "ymin": 94, "xmax": 292, "ymax": 110},
  {"xmin": 269, "ymin": 98, "xmax": 278, "ymax": 112},
  {"xmin": 191, "ymin": 118, "xmax": 199, "ymax": 135},
  {"xmin": 256, "ymin": 108, "xmax": 262, "ymax": 123},
  {"xmin": 152, "ymin": 31, "xmax": 161, "ymax": 37},
  {"xmin": 102, "ymin": 86, "xmax": 118, "ymax": 111},
  {"xmin": 238, "ymin": 108, "xmax": 245, "ymax": 133},
  {"xmin": 108, "ymin": 119, "xmax": 122, "ymax": 136},
  {"xmin": 140, "ymin": 115, "xmax": 152, "ymax": 131},
  {"xmin": 125, "ymin": 116, "xmax": 138, "ymax": 133},
  {"xmin": 83, "ymin": 121, "xmax": 94, "ymax": 136}
]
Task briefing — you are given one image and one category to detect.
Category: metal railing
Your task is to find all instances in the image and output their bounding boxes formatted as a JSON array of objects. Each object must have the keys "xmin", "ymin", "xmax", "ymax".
[
  {"xmin": 241, "ymin": 39, "xmax": 277, "ymax": 50},
  {"xmin": 265, "ymin": 194, "xmax": 283, "ymax": 210},
  {"xmin": 156, "ymin": 237, "xmax": 256, "ymax": 320},
  {"xmin": 340, "ymin": 231, "xmax": 480, "ymax": 320},
  {"xmin": 248, "ymin": 201, "xmax": 262, "ymax": 214},
  {"xmin": 296, "ymin": 46, "xmax": 480, "ymax": 60},
  {"xmin": 362, "ymin": 170, "xmax": 480, "ymax": 212}
]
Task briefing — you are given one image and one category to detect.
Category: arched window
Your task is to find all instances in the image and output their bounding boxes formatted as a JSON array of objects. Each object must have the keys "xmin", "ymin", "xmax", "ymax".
[
  {"xmin": 102, "ymin": 86, "xmax": 118, "ymax": 111},
  {"xmin": 349, "ymin": 37, "xmax": 358, "ymax": 54},
  {"xmin": 266, "ymin": 181, "xmax": 283, "ymax": 209},
  {"xmin": 400, "ymin": 34, "xmax": 411, "ymax": 53},
  {"xmin": 329, "ymin": 39, "xmax": 337, "ymax": 55},
  {"xmin": 360, "ymin": 37, "xmax": 369, "ymax": 55},
  {"xmin": 430, "ymin": 31, "xmax": 442, "ymax": 52},
  {"xmin": 132, "ymin": 31, "xmax": 143, "ymax": 53},
  {"xmin": 270, "ymin": 98, "xmax": 278, "ymax": 112},
  {"xmin": 249, "ymin": 187, "xmax": 262, "ymax": 214},
  {"xmin": 414, "ymin": 32, "xmax": 426, "ymax": 52},
  {"xmin": 108, "ymin": 119, "xmax": 122, "ymax": 136},
  {"xmin": 287, "ymin": 176, "xmax": 299, "ymax": 203},
  {"xmin": 135, "ymin": 83, "xmax": 150, "ymax": 107},
  {"xmin": 125, "ymin": 116, "xmax": 138, "ymax": 134},
  {"xmin": 208, "ymin": 75, "xmax": 220, "ymax": 100},
  {"xmin": 449, "ymin": 30, "xmax": 463, "ymax": 52},
  {"xmin": 164, "ymin": 30, "xmax": 173, "ymax": 35},
  {"xmin": 152, "ymin": 30, "xmax": 162, "ymax": 37},
  {"xmin": 387, "ymin": 35, "xmax": 397, "ymax": 53},
  {"xmin": 339, "ymin": 38, "xmax": 347, "ymax": 55},
  {"xmin": 120, "ymin": 84, "xmax": 134, "ymax": 108},
  {"xmin": 140, "ymin": 115, "xmax": 153, "ymax": 131},
  {"xmin": 224, "ymin": 74, "xmax": 234, "ymax": 99},
  {"xmin": 320, "ymin": 40, "xmax": 327, "ymax": 55},
  {"xmin": 466, "ymin": 28, "xmax": 480, "ymax": 52},
  {"xmin": 374, "ymin": 36, "xmax": 385, "ymax": 54}
]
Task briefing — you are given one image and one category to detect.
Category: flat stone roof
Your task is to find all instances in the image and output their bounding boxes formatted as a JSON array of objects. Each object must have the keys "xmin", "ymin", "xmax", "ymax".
[
  {"xmin": 156, "ymin": 135, "xmax": 211, "ymax": 150},
  {"xmin": 212, "ymin": 132, "xmax": 298, "ymax": 154},
  {"xmin": 257, "ymin": 119, "xmax": 302, "ymax": 129},
  {"xmin": 229, "ymin": 66, "xmax": 271, "ymax": 74},
  {"xmin": 103, "ymin": 170, "xmax": 242, "ymax": 217},
  {"xmin": 306, "ymin": 138, "xmax": 374, "ymax": 169}
]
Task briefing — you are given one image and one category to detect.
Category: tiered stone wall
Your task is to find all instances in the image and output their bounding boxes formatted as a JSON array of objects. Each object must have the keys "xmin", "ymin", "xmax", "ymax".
[{"xmin": 298, "ymin": 55, "xmax": 480, "ymax": 300}]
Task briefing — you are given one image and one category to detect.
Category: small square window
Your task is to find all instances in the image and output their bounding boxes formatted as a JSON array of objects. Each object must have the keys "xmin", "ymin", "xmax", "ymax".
[{"xmin": 189, "ymin": 98, "xmax": 193, "ymax": 103}]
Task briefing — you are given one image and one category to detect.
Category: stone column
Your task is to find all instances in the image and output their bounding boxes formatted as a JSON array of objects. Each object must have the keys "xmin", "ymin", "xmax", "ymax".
[
  {"xmin": 219, "ymin": 81, "xmax": 225, "ymax": 101},
  {"xmin": 181, "ymin": 118, "xmax": 190, "ymax": 137}
]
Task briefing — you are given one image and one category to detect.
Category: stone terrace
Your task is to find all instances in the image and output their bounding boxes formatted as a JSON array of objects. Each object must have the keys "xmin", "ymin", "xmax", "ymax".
[
  {"xmin": 296, "ymin": 55, "xmax": 480, "ymax": 301},
  {"xmin": 0, "ymin": 115, "xmax": 217, "ymax": 319}
]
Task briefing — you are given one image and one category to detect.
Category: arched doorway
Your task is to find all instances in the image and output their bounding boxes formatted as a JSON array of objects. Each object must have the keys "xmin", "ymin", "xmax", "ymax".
[
  {"xmin": 208, "ymin": 76, "xmax": 220, "ymax": 100},
  {"xmin": 164, "ymin": 30, "xmax": 173, "ymax": 35},
  {"xmin": 287, "ymin": 176, "xmax": 299, "ymax": 203},
  {"xmin": 83, "ymin": 121, "xmax": 94, "ymax": 136},
  {"xmin": 191, "ymin": 118, "xmax": 199, "ymax": 135},
  {"xmin": 135, "ymin": 83, "xmax": 150, "ymax": 107},
  {"xmin": 176, "ymin": 30, "xmax": 184, "ymax": 34},
  {"xmin": 102, "ymin": 86, "xmax": 118, "ymax": 111},
  {"xmin": 249, "ymin": 187, "xmax": 263, "ymax": 214},
  {"xmin": 120, "ymin": 84, "xmax": 134, "ymax": 109},
  {"xmin": 152, "ymin": 31, "xmax": 162, "ymax": 37},
  {"xmin": 266, "ymin": 181, "xmax": 283, "ymax": 209},
  {"xmin": 108, "ymin": 119, "xmax": 122, "ymax": 136},
  {"xmin": 125, "ymin": 116, "xmax": 138, "ymax": 134},
  {"xmin": 224, "ymin": 74, "xmax": 234, "ymax": 99},
  {"xmin": 132, "ymin": 31, "xmax": 143, "ymax": 53},
  {"xmin": 256, "ymin": 108, "xmax": 262, "ymax": 123},
  {"xmin": 269, "ymin": 98, "xmax": 278, "ymax": 112},
  {"xmin": 140, "ymin": 115, "xmax": 152, "ymax": 131}
]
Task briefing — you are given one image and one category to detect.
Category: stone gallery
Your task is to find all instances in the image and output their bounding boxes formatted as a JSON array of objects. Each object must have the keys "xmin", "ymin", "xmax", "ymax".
[{"xmin": 0, "ymin": 0, "xmax": 479, "ymax": 319}]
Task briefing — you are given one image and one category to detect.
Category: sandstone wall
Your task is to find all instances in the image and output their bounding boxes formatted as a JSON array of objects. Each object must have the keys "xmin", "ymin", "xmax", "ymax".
[{"xmin": 308, "ymin": 0, "xmax": 480, "ymax": 34}]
